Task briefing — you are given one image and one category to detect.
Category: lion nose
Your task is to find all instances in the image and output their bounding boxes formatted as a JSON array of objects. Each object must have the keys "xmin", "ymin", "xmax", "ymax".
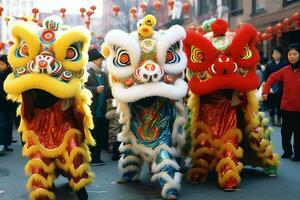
[
  {"xmin": 134, "ymin": 62, "xmax": 164, "ymax": 83},
  {"xmin": 209, "ymin": 55, "xmax": 237, "ymax": 75},
  {"xmin": 35, "ymin": 55, "xmax": 54, "ymax": 70}
]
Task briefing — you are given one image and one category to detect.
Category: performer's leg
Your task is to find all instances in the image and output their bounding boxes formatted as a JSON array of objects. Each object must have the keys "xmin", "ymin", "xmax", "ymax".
[
  {"xmin": 247, "ymin": 126, "xmax": 279, "ymax": 176},
  {"xmin": 216, "ymin": 129, "xmax": 243, "ymax": 190},
  {"xmin": 63, "ymin": 135, "xmax": 94, "ymax": 198},
  {"xmin": 25, "ymin": 153, "xmax": 56, "ymax": 200},
  {"xmin": 151, "ymin": 147, "xmax": 181, "ymax": 200},
  {"xmin": 118, "ymin": 145, "xmax": 143, "ymax": 181},
  {"xmin": 187, "ymin": 128, "xmax": 215, "ymax": 184},
  {"xmin": 281, "ymin": 111, "xmax": 293, "ymax": 157}
]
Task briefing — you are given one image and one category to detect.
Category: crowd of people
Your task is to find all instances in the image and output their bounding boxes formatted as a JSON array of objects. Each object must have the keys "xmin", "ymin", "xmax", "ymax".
[{"xmin": 1, "ymin": 43, "xmax": 300, "ymax": 163}]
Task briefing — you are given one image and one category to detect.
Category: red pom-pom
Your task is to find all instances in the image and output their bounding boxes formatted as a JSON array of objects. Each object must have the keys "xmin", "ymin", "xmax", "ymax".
[{"xmin": 211, "ymin": 19, "xmax": 228, "ymax": 36}]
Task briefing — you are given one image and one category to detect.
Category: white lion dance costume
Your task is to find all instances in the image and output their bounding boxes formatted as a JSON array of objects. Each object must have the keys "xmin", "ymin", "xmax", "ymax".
[
  {"xmin": 101, "ymin": 15, "xmax": 187, "ymax": 199},
  {"xmin": 4, "ymin": 17, "xmax": 94, "ymax": 200}
]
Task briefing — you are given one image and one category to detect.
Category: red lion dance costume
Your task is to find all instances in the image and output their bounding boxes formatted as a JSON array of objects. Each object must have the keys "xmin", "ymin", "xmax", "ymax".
[
  {"xmin": 183, "ymin": 18, "xmax": 279, "ymax": 190},
  {"xmin": 4, "ymin": 17, "xmax": 94, "ymax": 200}
]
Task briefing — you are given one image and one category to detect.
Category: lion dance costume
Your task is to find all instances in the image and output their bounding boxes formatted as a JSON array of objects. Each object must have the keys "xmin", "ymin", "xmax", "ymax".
[
  {"xmin": 183, "ymin": 19, "xmax": 279, "ymax": 190},
  {"xmin": 101, "ymin": 15, "xmax": 187, "ymax": 199},
  {"xmin": 4, "ymin": 17, "xmax": 94, "ymax": 200}
]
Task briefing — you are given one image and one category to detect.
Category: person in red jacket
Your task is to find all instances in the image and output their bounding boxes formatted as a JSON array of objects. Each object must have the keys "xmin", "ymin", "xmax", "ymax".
[{"xmin": 262, "ymin": 43, "xmax": 300, "ymax": 161}]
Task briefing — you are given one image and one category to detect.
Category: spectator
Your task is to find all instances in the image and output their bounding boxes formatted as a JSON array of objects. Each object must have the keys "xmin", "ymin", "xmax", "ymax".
[
  {"xmin": 0, "ymin": 54, "xmax": 17, "ymax": 156},
  {"xmin": 86, "ymin": 49, "xmax": 110, "ymax": 165},
  {"xmin": 263, "ymin": 47, "xmax": 287, "ymax": 126},
  {"xmin": 262, "ymin": 43, "xmax": 300, "ymax": 161},
  {"xmin": 105, "ymin": 98, "xmax": 122, "ymax": 161}
]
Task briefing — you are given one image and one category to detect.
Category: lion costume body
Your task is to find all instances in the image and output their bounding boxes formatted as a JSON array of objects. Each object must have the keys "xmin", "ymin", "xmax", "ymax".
[
  {"xmin": 101, "ymin": 15, "xmax": 187, "ymax": 199},
  {"xmin": 183, "ymin": 19, "xmax": 279, "ymax": 190},
  {"xmin": 4, "ymin": 17, "xmax": 94, "ymax": 200}
]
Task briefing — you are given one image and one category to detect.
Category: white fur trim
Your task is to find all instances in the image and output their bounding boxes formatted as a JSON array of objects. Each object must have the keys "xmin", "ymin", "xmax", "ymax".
[
  {"xmin": 151, "ymin": 159, "xmax": 180, "ymax": 173},
  {"xmin": 112, "ymin": 79, "xmax": 188, "ymax": 103},
  {"xmin": 153, "ymin": 144, "xmax": 178, "ymax": 157},
  {"xmin": 104, "ymin": 29, "xmax": 140, "ymax": 78},
  {"xmin": 172, "ymin": 116, "xmax": 186, "ymax": 150},
  {"xmin": 151, "ymin": 172, "xmax": 182, "ymax": 198},
  {"xmin": 156, "ymin": 25, "xmax": 187, "ymax": 74}
]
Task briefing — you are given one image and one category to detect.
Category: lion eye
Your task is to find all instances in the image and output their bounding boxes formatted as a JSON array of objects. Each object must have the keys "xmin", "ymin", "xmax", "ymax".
[
  {"xmin": 65, "ymin": 46, "xmax": 79, "ymax": 61},
  {"xmin": 165, "ymin": 42, "xmax": 180, "ymax": 64},
  {"xmin": 17, "ymin": 43, "xmax": 29, "ymax": 57},
  {"xmin": 240, "ymin": 45, "xmax": 252, "ymax": 59},
  {"xmin": 113, "ymin": 46, "xmax": 131, "ymax": 67},
  {"xmin": 191, "ymin": 46, "xmax": 205, "ymax": 63}
]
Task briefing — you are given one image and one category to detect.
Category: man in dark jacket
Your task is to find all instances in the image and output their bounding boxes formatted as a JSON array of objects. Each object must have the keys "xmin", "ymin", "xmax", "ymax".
[
  {"xmin": 0, "ymin": 54, "xmax": 17, "ymax": 155},
  {"xmin": 86, "ymin": 48, "xmax": 110, "ymax": 165},
  {"xmin": 264, "ymin": 47, "xmax": 287, "ymax": 126}
]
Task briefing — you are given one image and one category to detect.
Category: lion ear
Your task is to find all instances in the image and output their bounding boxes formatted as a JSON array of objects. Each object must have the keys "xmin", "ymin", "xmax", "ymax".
[
  {"xmin": 228, "ymin": 24, "xmax": 259, "ymax": 67},
  {"xmin": 183, "ymin": 29, "xmax": 216, "ymax": 72},
  {"xmin": 8, "ymin": 21, "xmax": 40, "ymax": 67},
  {"xmin": 53, "ymin": 26, "xmax": 91, "ymax": 71}
]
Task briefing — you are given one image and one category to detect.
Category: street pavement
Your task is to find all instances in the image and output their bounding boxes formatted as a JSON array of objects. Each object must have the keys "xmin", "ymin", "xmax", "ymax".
[{"xmin": 0, "ymin": 125, "xmax": 300, "ymax": 200}]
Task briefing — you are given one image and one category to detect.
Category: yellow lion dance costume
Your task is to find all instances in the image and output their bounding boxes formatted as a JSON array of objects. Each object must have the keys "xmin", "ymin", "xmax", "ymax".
[{"xmin": 4, "ymin": 16, "xmax": 94, "ymax": 200}]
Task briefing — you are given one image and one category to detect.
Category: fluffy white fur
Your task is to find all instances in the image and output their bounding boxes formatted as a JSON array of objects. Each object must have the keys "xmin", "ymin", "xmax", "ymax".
[
  {"xmin": 104, "ymin": 29, "xmax": 140, "ymax": 78},
  {"xmin": 156, "ymin": 25, "xmax": 187, "ymax": 74},
  {"xmin": 151, "ymin": 172, "xmax": 182, "ymax": 198},
  {"xmin": 151, "ymin": 159, "xmax": 180, "ymax": 173},
  {"xmin": 112, "ymin": 79, "xmax": 187, "ymax": 103}
]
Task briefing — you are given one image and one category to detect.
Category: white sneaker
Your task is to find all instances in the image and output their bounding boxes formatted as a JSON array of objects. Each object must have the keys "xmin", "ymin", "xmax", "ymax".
[{"xmin": 0, "ymin": 145, "xmax": 6, "ymax": 156}]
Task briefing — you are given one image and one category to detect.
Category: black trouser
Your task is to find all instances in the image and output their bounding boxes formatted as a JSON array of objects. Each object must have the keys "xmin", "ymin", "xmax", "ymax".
[
  {"xmin": 268, "ymin": 93, "xmax": 282, "ymax": 118},
  {"xmin": 90, "ymin": 117, "xmax": 107, "ymax": 162},
  {"xmin": 0, "ymin": 111, "xmax": 15, "ymax": 146},
  {"xmin": 281, "ymin": 111, "xmax": 300, "ymax": 158}
]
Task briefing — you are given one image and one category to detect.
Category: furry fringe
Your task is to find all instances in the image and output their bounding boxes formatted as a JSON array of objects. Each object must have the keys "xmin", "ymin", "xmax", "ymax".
[
  {"xmin": 151, "ymin": 172, "xmax": 182, "ymax": 198},
  {"xmin": 26, "ymin": 174, "xmax": 55, "ymax": 190},
  {"xmin": 151, "ymin": 159, "xmax": 180, "ymax": 173},
  {"xmin": 22, "ymin": 129, "xmax": 82, "ymax": 158},
  {"xmin": 25, "ymin": 158, "xmax": 56, "ymax": 175},
  {"xmin": 69, "ymin": 172, "xmax": 94, "ymax": 191},
  {"xmin": 29, "ymin": 188, "xmax": 55, "ymax": 200}
]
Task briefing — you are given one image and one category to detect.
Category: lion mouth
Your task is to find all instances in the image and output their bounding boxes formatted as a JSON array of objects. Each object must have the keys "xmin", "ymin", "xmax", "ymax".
[{"xmin": 21, "ymin": 89, "xmax": 61, "ymax": 122}]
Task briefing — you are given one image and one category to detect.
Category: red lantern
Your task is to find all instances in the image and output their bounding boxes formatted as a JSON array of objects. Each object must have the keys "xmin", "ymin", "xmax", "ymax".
[
  {"xmin": 32, "ymin": 8, "xmax": 39, "ymax": 19},
  {"xmin": 140, "ymin": 2, "xmax": 147, "ymax": 13},
  {"xmin": 275, "ymin": 23, "xmax": 283, "ymax": 37},
  {"xmin": 292, "ymin": 12, "xmax": 300, "ymax": 30},
  {"xmin": 168, "ymin": 0, "xmax": 175, "ymax": 10},
  {"xmin": 183, "ymin": 2, "xmax": 190, "ymax": 14},
  {"xmin": 85, "ymin": 20, "xmax": 90, "ymax": 29},
  {"xmin": 20, "ymin": 17, "xmax": 27, "ymax": 21},
  {"xmin": 0, "ymin": 6, "xmax": 3, "ymax": 17},
  {"xmin": 90, "ymin": 5, "xmax": 97, "ymax": 14},
  {"xmin": 256, "ymin": 31, "xmax": 262, "ymax": 44},
  {"xmin": 283, "ymin": 18, "xmax": 291, "ymax": 31},
  {"xmin": 113, "ymin": 5, "xmax": 120, "ymax": 16},
  {"xmin": 261, "ymin": 33, "xmax": 268, "ymax": 41},
  {"xmin": 80, "ymin": 8, "xmax": 86, "ymax": 17},
  {"xmin": 130, "ymin": 7, "xmax": 137, "ymax": 19},
  {"xmin": 32, "ymin": 18, "xmax": 38, "ymax": 23},
  {"xmin": 8, "ymin": 40, "xmax": 14, "ymax": 46},
  {"xmin": 266, "ymin": 26, "xmax": 273, "ymax": 34},
  {"xmin": 86, "ymin": 10, "xmax": 93, "ymax": 21},
  {"xmin": 0, "ymin": 42, "xmax": 5, "ymax": 51},
  {"xmin": 60, "ymin": 8, "xmax": 66, "ymax": 18},
  {"xmin": 153, "ymin": 1, "xmax": 161, "ymax": 11}
]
